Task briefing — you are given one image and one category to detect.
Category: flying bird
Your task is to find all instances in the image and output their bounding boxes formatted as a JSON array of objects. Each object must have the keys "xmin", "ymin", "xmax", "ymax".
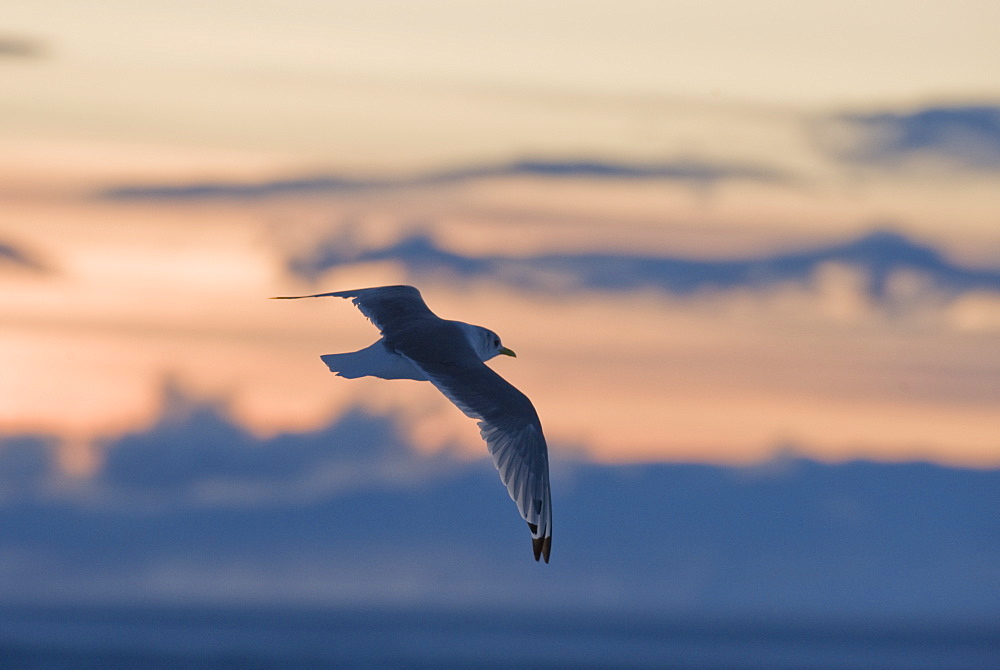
[{"xmin": 273, "ymin": 285, "xmax": 552, "ymax": 562}]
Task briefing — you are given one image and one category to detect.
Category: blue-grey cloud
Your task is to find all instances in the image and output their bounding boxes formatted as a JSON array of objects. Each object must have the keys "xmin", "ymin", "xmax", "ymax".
[
  {"xmin": 0, "ymin": 35, "xmax": 46, "ymax": 59},
  {"xmin": 821, "ymin": 104, "xmax": 1000, "ymax": 170},
  {"xmin": 0, "ymin": 396, "xmax": 997, "ymax": 622},
  {"xmin": 0, "ymin": 436, "xmax": 57, "ymax": 499},
  {"xmin": 98, "ymin": 157, "xmax": 787, "ymax": 200},
  {"xmin": 97, "ymin": 384, "xmax": 451, "ymax": 502},
  {"xmin": 289, "ymin": 228, "xmax": 1000, "ymax": 299},
  {"xmin": 0, "ymin": 240, "xmax": 49, "ymax": 275}
]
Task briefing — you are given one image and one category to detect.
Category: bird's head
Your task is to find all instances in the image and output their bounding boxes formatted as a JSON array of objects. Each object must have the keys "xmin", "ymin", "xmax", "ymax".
[{"xmin": 465, "ymin": 324, "xmax": 516, "ymax": 362}]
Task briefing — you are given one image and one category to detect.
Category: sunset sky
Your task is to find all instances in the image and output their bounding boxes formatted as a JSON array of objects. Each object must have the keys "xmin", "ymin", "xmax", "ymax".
[{"xmin": 3, "ymin": 0, "xmax": 999, "ymax": 477}]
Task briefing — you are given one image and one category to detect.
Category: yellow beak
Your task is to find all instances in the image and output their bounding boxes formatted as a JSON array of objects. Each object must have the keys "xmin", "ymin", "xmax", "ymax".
[{"xmin": 499, "ymin": 346, "xmax": 517, "ymax": 357}]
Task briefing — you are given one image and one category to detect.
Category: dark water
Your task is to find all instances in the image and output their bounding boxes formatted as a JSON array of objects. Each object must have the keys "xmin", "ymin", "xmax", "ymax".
[{"xmin": 0, "ymin": 605, "xmax": 996, "ymax": 669}]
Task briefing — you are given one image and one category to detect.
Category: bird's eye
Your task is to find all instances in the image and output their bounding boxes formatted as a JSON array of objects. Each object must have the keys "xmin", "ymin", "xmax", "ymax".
[{"xmin": 493, "ymin": 338, "xmax": 500, "ymax": 347}]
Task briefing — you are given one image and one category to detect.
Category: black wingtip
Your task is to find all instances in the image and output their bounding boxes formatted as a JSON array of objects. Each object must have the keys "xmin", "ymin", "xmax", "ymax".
[
  {"xmin": 532, "ymin": 535, "xmax": 551, "ymax": 563},
  {"xmin": 528, "ymin": 523, "xmax": 551, "ymax": 563}
]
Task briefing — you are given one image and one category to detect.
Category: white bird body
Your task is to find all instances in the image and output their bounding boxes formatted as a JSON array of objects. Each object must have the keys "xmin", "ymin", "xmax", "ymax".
[{"xmin": 273, "ymin": 285, "xmax": 553, "ymax": 562}]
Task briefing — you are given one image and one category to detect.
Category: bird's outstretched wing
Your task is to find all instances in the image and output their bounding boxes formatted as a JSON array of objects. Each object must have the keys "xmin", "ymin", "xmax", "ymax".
[
  {"xmin": 274, "ymin": 284, "xmax": 553, "ymax": 562},
  {"xmin": 273, "ymin": 285, "xmax": 438, "ymax": 335},
  {"xmin": 403, "ymin": 348, "xmax": 553, "ymax": 562}
]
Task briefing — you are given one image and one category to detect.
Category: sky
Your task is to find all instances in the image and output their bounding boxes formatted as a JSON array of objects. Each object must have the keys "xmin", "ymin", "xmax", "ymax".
[
  {"xmin": 1, "ymin": 3, "xmax": 999, "ymax": 637},
  {"xmin": 5, "ymin": 0, "xmax": 1000, "ymax": 168},
  {"xmin": 2, "ymin": 0, "xmax": 999, "ymax": 475}
]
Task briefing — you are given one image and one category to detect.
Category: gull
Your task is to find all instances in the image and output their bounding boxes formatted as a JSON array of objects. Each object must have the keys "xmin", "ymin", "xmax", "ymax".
[{"xmin": 273, "ymin": 285, "xmax": 552, "ymax": 562}]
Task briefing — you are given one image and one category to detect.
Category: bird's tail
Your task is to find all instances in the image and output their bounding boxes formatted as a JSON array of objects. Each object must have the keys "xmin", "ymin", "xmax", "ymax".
[
  {"xmin": 320, "ymin": 341, "xmax": 427, "ymax": 381},
  {"xmin": 320, "ymin": 352, "xmax": 370, "ymax": 379}
]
